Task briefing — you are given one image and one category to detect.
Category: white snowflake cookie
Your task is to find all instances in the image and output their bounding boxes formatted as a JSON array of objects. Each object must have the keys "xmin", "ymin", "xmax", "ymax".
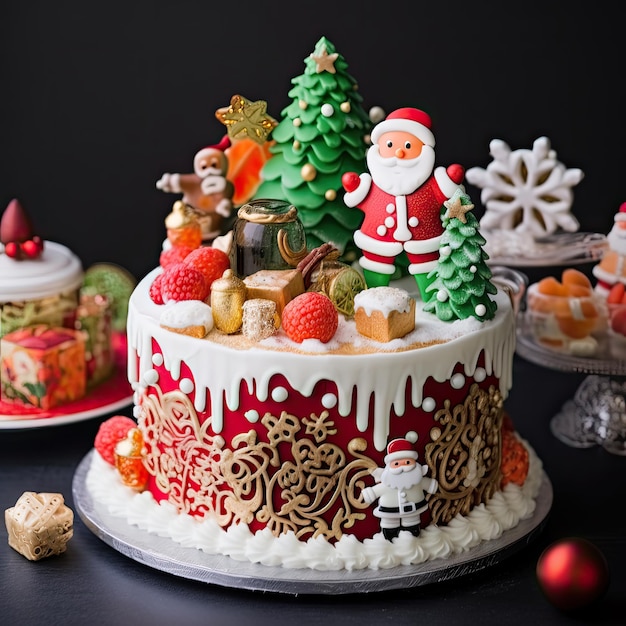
[{"xmin": 466, "ymin": 136, "xmax": 584, "ymax": 238}]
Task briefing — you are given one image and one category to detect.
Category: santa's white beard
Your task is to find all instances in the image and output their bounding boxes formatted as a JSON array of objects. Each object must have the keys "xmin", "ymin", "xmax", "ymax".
[
  {"xmin": 607, "ymin": 225, "xmax": 626, "ymax": 256},
  {"xmin": 197, "ymin": 166, "xmax": 224, "ymax": 179},
  {"xmin": 367, "ymin": 144, "xmax": 435, "ymax": 196},
  {"xmin": 380, "ymin": 464, "xmax": 424, "ymax": 490}
]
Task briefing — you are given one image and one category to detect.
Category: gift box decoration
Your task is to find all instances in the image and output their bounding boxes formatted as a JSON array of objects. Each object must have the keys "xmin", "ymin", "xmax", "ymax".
[
  {"xmin": 5, "ymin": 491, "xmax": 74, "ymax": 560},
  {"xmin": 0, "ymin": 324, "xmax": 86, "ymax": 409},
  {"xmin": 75, "ymin": 292, "xmax": 114, "ymax": 386},
  {"xmin": 0, "ymin": 288, "xmax": 80, "ymax": 340}
]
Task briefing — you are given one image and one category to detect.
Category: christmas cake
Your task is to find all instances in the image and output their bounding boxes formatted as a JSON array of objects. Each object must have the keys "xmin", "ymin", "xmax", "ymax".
[
  {"xmin": 0, "ymin": 198, "xmax": 133, "ymax": 417},
  {"xmin": 85, "ymin": 36, "xmax": 543, "ymax": 572}
]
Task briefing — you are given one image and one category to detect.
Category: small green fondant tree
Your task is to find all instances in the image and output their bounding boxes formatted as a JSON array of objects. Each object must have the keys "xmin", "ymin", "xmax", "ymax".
[
  {"xmin": 423, "ymin": 192, "xmax": 498, "ymax": 321},
  {"xmin": 253, "ymin": 36, "xmax": 372, "ymax": 264}
]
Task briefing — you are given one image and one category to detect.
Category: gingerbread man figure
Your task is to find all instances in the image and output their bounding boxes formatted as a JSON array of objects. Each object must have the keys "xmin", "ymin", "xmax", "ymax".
[{"xmin": 156, "ymin": 135, "xmax": 235, "ymax": 243}]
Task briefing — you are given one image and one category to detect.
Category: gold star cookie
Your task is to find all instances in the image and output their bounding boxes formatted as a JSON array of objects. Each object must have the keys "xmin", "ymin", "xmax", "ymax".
[
  {"xmin": 215, "ymin": 94, "xmax": 277, "ymax": 144},
  {"xmin": 444, "ymin": 196, "xmax": 474, "ymax": 223},
  {"xmin": 310, "ymin": 45, "xmax": 338, "ymax": 74}
]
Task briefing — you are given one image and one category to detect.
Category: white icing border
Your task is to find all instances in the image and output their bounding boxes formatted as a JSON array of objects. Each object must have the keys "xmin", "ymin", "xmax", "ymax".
[{"xmin": 86, "ymin": 441, "xmax": 542, "ymax": 572}]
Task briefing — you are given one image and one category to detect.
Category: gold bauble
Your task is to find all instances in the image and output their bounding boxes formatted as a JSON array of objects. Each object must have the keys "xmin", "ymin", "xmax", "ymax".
[{"xmin": 301, "ymin": 163, "xmax": 317, "ymax": 182}]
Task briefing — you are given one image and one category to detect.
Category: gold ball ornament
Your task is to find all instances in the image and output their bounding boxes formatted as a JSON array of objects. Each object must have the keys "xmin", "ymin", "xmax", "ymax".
[
  {"xmin": 325, "ymin": 189, "xmax": 337, "ymax": 201},
  {"xmin": 210, "ymin": 269, "xmax": 247, "ymax": 334},
  {"xmin": 340, "ymin": 102, "xmax": 351, "ymax": 113},
  {"xmin": 301, "ymin": 164, "xmax": 317, "ymax": 182}
]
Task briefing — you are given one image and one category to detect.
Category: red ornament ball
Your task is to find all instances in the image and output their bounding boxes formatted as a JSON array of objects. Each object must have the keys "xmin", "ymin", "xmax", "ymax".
[
  {"xmin": 95, "ymin": 415, "xmax": 137, "ymax": 465},
  {"xmin": 536, "ymin": 537, "xmax": 610, "ymax": 611}
]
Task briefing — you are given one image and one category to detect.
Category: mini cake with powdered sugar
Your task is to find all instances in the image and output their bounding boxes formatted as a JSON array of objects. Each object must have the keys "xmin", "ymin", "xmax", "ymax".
[{"xmin": 85, "ymin": 36, "xmax": 543, "ymax": 573}]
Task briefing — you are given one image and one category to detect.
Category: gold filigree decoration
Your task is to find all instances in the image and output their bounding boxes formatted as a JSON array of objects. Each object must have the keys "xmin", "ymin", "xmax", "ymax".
[
  {"xmin": 138, "ymin": 386, "xmax": 377, "ymax": 540},
  {"xmin": 424, "ymin": 383, "xmax": 503, "ymax": 525}
]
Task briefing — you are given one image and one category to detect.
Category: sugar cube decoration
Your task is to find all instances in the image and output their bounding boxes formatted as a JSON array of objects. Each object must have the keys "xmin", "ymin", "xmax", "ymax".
[
  {"xmin": 5, "ymin": 492, "xmax": 74, "ymax": 560},
  {"xmin": 242, "ymin": 298, "xmax": 280, "ymax": 341}
]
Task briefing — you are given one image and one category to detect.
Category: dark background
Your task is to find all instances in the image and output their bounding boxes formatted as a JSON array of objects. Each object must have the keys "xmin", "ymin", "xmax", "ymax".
[
  {"xmin": 2, "ymin": 1, "xmax": 624, "ymax": 282},
  {"xmin": 2, "ymin": 5, "xmax": 626, "ymax": 622}
]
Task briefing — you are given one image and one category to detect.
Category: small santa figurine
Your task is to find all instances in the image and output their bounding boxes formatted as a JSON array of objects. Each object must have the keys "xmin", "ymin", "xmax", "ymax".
[
  {"xmin": 156, "ymin": 135, "xmax": 235, "ymax": 243},
  {"xmin": 361, "ymin": 437, "xmax": 438, "ymax": 542},
  {"xmin": 342, "ymin": 107, "xmax": 465, "ymax": 300},
  {"xmin": 592, "ymin": 202, "xmax": 626, "ymax": 296}
]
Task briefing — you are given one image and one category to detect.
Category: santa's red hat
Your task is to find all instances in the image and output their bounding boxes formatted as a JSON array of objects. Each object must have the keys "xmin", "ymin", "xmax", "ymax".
[
  {"xmin": 615, "ymin": 202, "xmax": 626, "ymax": 222},
  {"xmin": 384, "ymin": 438, "xmax": 418, "ymax": 464},
  {"xmin": 371, "ymin": 107, "xmax": 435, "ymax": 148},
  {"xmin": 202, "ymin": 135, "xmax": 231, "ymax": 153}
]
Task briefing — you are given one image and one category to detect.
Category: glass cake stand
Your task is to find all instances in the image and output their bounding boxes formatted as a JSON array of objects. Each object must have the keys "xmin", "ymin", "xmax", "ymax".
[
  {"xmin": 515, "ymin": 312, "xmax": 626, "ymax": 455},
  {"xmin": 485, "ymin": 231, "xmax": 608, "ymax": 268}
]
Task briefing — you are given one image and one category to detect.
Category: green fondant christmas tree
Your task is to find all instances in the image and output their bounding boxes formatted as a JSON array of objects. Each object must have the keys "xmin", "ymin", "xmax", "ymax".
[
  {"xmin": 253, "ymin": 36, "xmax": 372, "ymax": 264},
  {"xmin": 423, "ymin": 192, "xmax": 498, "ymax": 321}
]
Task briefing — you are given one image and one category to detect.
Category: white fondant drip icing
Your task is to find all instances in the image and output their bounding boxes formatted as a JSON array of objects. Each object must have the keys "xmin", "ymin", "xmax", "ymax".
[
  {"xmin": 128, "ymin": 269, "xmax": 515, "ymax": 452},
  {"xmin": 87, "ymin": 440, "xmax": 542, "ymax": 571}
]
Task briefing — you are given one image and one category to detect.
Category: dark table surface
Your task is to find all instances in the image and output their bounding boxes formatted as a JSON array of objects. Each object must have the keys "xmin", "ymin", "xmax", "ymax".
[{"xmin": 1, "ymin": 353, "xmax": 625, "ymax": 626}]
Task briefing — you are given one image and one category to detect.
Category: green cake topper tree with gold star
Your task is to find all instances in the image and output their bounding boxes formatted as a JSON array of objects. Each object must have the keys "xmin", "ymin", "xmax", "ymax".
[
  {"xmin": 423, "ymin": 191, "xmax": 498, "ymax": 322},
  {"xmin": 253, "ymin": 36, "xmax": 372, "ymax": 264}
]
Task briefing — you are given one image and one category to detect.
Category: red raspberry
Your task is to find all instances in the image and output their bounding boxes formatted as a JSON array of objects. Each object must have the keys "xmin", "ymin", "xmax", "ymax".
[
  {"xmin": 160, "ymin": 263, "xmax": 209, "ymax": 302},
  {"xmin": 149, "ymin": 272, "xmax": 165, "ymax": 304},
  {"xmin": 182, "ymin": 246, "xmax": 230, "ymax": 292},
  {"xmin": 160, "ymin": 245, "xmax": 194, "ymax": 269},
  {"xmin": 94, "ymin": 415, "xmax": 137, "ymax": 465},
  {"xmin": 281, "ymin": 292, "xmax": 338, "ymax": 343}
]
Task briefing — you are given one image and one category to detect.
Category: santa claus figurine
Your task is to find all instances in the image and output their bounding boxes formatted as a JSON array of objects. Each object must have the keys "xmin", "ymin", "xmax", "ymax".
[
  {"xmin": 592, "ymin": 202, "xmax": 626, "ymax": 296},
  {"xmin": 361, "ymin": 437, "xmax": 438, "ymax": 542},
  {"xmin": 156, "ymin": 135, "xmax": 235, "ymax": 243},
  {"xmin": 342, "ymin": 107, "xmax": 465, "ymax": 300}
]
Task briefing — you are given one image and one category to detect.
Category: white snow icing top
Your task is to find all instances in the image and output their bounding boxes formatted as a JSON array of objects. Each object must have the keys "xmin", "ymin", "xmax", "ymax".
[
  {"xmin": 354, "ymin": 286, "xmax": 413, "ymax": 316},
  {"xmin": 466, "ymin": 136, "xmax": 584, "ymax": 238},
  {"xmin": 159, "ymin": 299, "xmax": 214, "ymax": 331}
]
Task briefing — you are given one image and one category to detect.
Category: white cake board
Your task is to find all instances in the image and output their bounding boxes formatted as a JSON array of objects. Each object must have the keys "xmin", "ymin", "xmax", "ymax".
[{"xmin": 73, "ymin": 450, "xmax": 552, "ymax": 595}]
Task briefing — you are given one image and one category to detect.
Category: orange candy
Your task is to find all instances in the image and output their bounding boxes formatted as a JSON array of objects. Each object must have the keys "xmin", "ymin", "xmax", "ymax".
[
  {"xmin": 531, "ymin": 269, "xmax": 599, "ymax": 339},
  {"xmin": 114, "ymin": 427, "xmax": 148, "ymax": 491},
  {"xmin": 167, "ymin": 223, "xmax": 202, "ymax": 250},
  {"xmin": 226, "ymin": 138, "xmax": 274, "ymax": 206}
]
